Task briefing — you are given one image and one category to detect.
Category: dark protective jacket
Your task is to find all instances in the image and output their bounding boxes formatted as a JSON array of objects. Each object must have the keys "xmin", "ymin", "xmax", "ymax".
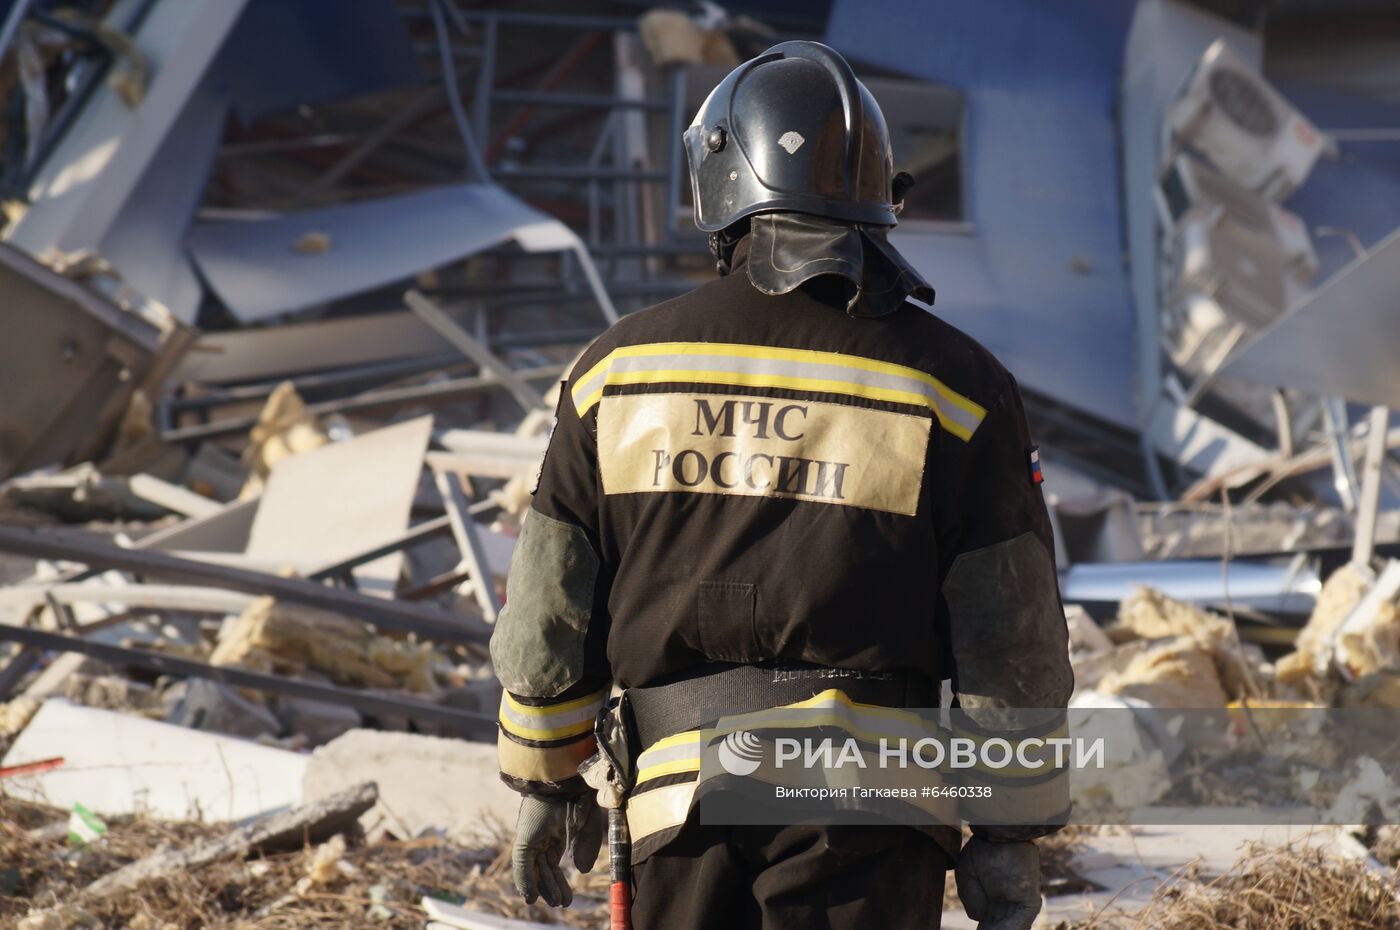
[{"xmin": 491, "ymin": 236, "xmax": 1074, "ymax": 854}]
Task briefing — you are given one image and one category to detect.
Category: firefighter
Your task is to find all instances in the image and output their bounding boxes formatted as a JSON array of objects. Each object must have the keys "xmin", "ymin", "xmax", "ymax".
[{"xmin": 490, "ymin": 40, "xmax": 1073, "ymax": 930}]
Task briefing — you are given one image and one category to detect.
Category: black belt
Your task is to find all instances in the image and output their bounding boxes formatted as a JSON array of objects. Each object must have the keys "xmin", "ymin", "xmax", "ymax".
[{"xmin": 626, "ymin": 661, "xmax": 939, "ymax": 750}]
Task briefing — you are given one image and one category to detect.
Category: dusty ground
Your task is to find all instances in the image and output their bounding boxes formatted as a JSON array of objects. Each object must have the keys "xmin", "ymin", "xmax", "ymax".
[{"xmin": 0, "ymin": 795, "xmax": 605, "ymax": 929}]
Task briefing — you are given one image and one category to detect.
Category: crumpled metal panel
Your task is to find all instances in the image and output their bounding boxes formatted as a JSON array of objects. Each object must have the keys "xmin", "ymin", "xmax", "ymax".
[
  {"xmin": 0, "ymin": 243, "xmax": 164, "ymax": 479},
  {"xmin": 1220, "ymin": 226, "xmax": 1400, "ymax": 408},
  {"xmin": 184, "ymin": 183, "xmax": 565, "ymax": 322}
]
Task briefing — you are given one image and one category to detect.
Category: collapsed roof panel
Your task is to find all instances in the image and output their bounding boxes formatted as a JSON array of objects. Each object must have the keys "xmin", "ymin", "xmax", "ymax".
[{"xmin": 184, "ymin": 183, "xmax": 567, "ymax": 322}]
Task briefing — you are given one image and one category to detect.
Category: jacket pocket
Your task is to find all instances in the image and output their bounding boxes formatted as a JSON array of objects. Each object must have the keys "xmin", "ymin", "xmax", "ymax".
[{"xmin": 697, "ymin": 581, "xmax": 762, "ymax": 663}]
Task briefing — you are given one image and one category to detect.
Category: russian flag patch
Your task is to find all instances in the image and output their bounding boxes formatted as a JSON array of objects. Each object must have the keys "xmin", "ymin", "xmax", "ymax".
[{"xmin": 1027, "ymin": 446, "xmax": 1043, "ymax": 486}]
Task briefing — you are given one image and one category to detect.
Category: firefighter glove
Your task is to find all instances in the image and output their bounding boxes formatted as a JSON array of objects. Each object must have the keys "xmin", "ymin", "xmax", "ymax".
[
  {"xmin": 955, "ymin": 835, "xmax": 1042, "ymax": 930},
  {"xmin": 510, "ymin": 794, "xmax": 604, "ymax": 907}
]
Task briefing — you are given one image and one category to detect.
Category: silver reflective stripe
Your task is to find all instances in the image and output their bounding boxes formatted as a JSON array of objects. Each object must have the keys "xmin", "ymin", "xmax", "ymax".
[
  {"xmin": 604, "ymin": 353, "xmax": 981, "ymax": 437},
  {"xmin": 498, "ymin": 696, "xmax": 603, "ymax": 734},
  {"xmin": 571, "ymin": 364, "xmax": 609, "ymax": 408},
  {"xmin": 636, "ymin": 737, "xmax": 703, "ymax": 773}
]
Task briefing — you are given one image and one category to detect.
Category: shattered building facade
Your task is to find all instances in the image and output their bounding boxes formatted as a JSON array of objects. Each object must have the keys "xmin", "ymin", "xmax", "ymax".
[{"xmin": 2, "ymin": 0, "xmax": 1400, "ymax": 928}]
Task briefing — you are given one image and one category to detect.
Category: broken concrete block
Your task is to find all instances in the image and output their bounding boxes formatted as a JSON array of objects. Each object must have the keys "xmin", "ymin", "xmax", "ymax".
[
  {"xmin": 2, "ymin": 698, "xmax": 305, "ymax": 821},
  {"xmin": 81, "ymin": 782, "xmax": 376, "ymax": 901},
  {"xmin": 304, "ymin": 730, "xmax": 519, "ymax": 845},
  {"xmin": 272, "ymin": 693, "xmax": 362, "ymax": 746},
  {"xmin": 164, "ymin": 678, "xmax": 281, "ymax": 740}
]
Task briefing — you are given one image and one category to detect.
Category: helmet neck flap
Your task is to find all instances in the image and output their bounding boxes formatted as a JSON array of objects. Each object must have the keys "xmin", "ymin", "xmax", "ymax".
[{"xmin": 715, "ymin": 211, "xmax": 934, "ymax": 319}]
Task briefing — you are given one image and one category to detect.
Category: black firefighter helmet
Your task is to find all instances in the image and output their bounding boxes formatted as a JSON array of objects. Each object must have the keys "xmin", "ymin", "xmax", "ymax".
[{"xmin": 683, "ymin": 40, "xmax": 898, "ymax": 233}]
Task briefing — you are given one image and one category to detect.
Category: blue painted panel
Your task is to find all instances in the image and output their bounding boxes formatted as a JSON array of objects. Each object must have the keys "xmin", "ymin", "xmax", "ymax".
[
  {"xmin": 828, "ymin": 0, "xmax": 1140, "ymax": 427},
  {"xmin": 214, "ymin": 0, "xmax": 422, "ymax": 122}
]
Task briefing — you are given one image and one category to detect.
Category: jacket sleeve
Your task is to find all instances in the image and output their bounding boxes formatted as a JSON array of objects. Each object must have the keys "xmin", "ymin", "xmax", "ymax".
[
  {"xmin": 933, "ymin": 375, "xmax": 1074, "ymax": 840},
  {"xmin": 490, "ymin": 372, "xmax": 612, "ymax": 798}
]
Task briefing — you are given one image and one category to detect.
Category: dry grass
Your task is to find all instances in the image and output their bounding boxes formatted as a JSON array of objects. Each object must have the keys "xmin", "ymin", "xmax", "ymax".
[
  {"xmin": 1067, "ymin": 841, "xmax": 1400, "ymax": 930},
  {"xmin": 1, "ymin": 796, "xmax": 606, "ymax": 929}
]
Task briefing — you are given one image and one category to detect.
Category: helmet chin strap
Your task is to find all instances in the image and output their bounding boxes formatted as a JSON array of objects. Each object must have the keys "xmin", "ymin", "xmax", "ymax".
[{"xmin": 708, "ymin": 218, "xmax": 752, "ymax": 277}]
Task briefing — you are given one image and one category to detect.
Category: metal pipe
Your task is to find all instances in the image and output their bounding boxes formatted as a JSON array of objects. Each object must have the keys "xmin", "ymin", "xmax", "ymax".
[
  {"xmin": 493, "ymin": 166, "xmax": 668, "ymax": 181},
  {"xmin": 0, "ymin": 525, "xmax": 491, "ymax": 643},
  {"xmin": 405, "ymin": 289, "xmax": 547, "ymax": 410},
  {"xmin": 307, "ymin": 517, "xmax": 453, "ymax": 581},
  {"xmin": 0, "ymin": 625, "xmax": 495, "ymax": 736},
  {"xmin": 573, "ymin": 242, "xmax": 621, "ymax": 325},
  {"xmin": 428, "ymin": 0, "xmax": 490, "ymax": 181},
  {"xmin": 472, "ymin": 15, "xmax": 497, "ymax": 143},
  {"xmin": 664, "ymin": 67, "xmax": 688, "ymax": 246},
  {"xmin": 0, "ymin": 0, "xmax": 34, "ymax": 63},
  {"xmin": 1322, "ymin": 397, "xmax": 1360, "ymax": 512},
  {"xmin": 1352, "ymin": 405, "xmax": 1391, "ymax": 568},
  {"xmin": 491, "ymin": 90, "xmax": 670, "ymax": 111},
  {"xmin": 1061, "ymin": 559, "xmax": 1320, "ymax": 615}
]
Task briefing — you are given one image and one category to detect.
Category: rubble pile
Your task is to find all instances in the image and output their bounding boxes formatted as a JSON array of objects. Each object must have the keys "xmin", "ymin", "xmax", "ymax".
[
  {"xmin": 1061, "ymin": 570, "xmax": 1400, "ymax": 828},
  {"xmin": 1066, "ymin": 840, "xmax": 1400, "ymax": 930},
  {"xmin": 0, "ymin": 791, "xmax": 605, "ymax": 930}
]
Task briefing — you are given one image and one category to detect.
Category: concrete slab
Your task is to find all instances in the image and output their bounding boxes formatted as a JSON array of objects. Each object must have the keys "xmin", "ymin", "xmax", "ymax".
[
  {"xmin": 246, "ymin": 417, "xmax": 432, "ymax": 598},
  {"xmin": 303, "ymin": 729, "xmax": 519, "ymax": 844},
  {"xmin": 1, "ymin": 698, "xmax": 305, "ymax": 821}
]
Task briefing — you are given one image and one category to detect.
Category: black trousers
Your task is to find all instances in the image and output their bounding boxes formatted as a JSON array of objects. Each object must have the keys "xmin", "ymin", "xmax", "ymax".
[{"xmin": 629, "ymin": 823, "xmax": 948, "ymax": 930}]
